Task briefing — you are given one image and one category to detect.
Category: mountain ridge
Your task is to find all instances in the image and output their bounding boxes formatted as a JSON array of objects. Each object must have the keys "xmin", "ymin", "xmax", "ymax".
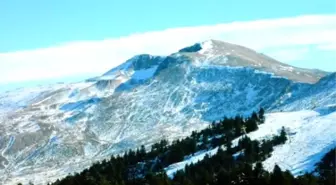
[
  {"xmin": 177, "ymin": 40, "xmax": 328, "ymax": 83},
  {"xmin": 0, "ymin": 40, "xmax": 335, "ymax": 185}
]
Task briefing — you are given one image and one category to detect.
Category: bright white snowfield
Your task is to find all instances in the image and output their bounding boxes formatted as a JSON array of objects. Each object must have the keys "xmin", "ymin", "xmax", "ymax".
[
  {"xmin": 261, "ymin": 110, "xmax": 336, "ymax": 176},
  {"xmin": 165, "ymin": 147, "xmax": 220, "ymax": 178},
  {"xmin": 165, "ymin": 110, "xmax": 336, "ymax": 178},
  {"xmin": 0, "ymin": 40, "xmax": 335, "ymax": 185}
]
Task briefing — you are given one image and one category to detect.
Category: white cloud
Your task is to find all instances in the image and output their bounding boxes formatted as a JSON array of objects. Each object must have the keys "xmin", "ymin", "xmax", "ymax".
[
  {"xmin": 1, "ymin": 14, "xmax": 336, "ymax": 83},
  {"xmin": 267, "ymin": 47, "xmax": 310, "ymax": 62},
  {"xmin": 317, "ymin": 43, "xmax": 336, "ymax": 51}
]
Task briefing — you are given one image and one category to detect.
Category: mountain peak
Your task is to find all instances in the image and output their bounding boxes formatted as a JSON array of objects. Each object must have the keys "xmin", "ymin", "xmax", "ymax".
[
  {"xmin": 177, "ymin": 39, "xmax": 328, "ymax": 84},
  {"xmin": 178, "ymin": 39, "xmax": 253, "ymax": 55}
]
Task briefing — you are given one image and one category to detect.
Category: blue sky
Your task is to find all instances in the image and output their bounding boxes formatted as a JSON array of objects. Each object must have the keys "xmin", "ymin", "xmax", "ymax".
[
  {"xmin": 1, "ymin": 0, "xmax": 335, "ymax": 52},
  {"xmin": 0, "ymin": 0, "xmax": 335, "ymax": 89}
]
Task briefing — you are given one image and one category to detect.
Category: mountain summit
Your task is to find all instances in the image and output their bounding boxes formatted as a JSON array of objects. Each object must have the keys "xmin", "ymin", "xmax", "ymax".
[
  {"xmin": 178, "ymin": 40, "xmax": 327, "ymax": 83},
  {"xmin": 0, "ymin": 40, "xmax": 335, "ymax": 184}
]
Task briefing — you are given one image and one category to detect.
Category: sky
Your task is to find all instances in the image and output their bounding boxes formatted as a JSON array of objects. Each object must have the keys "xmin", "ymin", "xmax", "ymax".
[{"xmin": 0, "ymin": 0, "xmax": 336, "ymax": 88}]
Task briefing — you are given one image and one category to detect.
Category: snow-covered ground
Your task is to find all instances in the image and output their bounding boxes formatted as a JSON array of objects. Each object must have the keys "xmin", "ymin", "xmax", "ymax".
[
  {"xmin": 165, "ymin": 110, "xmax": 336, "ymax": 177},
  {"xmin": 165, "ymin": 147, "xmax": 219, "ymax": 178},
  {"xmin": 0, "ymin": 40, "xmax": 334, "ymax": 184},
  {"xmin": 261, "ymin": 110, "xmax": 336, "ymax": 176}
]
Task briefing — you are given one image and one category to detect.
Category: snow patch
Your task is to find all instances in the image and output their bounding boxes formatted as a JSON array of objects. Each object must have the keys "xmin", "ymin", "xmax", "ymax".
[
  {"xmin": 131, "ymin": 65, "xmax": 159, "ymax": 80},
  {"xmin": 199, "ymin": 40, "xmax": 214, "ymax": 55},
  {"xmin": 165, "ymin": 147, "xmax": 219, "ymax": 178}
]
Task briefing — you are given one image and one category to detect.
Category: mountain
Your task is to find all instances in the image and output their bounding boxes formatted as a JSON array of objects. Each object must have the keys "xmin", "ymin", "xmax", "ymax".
[
  {"xmin": 0, "ymin": 40, "xmax": 335, "ymax": 185},
  {"xmin": 179, "ymin": 40, "xmax": 327, "ymax": 84}
]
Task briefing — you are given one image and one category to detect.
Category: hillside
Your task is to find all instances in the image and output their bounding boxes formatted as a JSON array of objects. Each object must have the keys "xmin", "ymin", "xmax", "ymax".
[{"xmin": 0, "ymin": 40, "xmax": 335, "ymax": 185}]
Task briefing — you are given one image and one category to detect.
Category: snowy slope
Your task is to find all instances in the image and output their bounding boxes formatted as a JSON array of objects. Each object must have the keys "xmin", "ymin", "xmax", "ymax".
[
  {"xmin": 165, "ymin": 147, "xmax": 220, "ymax": 178},
  {"xmin": 0, "ymin": 40, "xmax": 334, "ymax": 184},
  {"xmin": 233, "ymin": 109, "xmax": 336, "ymax": 175},
  {"xmin": 164, "ymin": 110, "xmax": 336, "ymax": 177},
  {"xmin": 261, "ymin": 110, "xmax": 336, "ymax": 176}
]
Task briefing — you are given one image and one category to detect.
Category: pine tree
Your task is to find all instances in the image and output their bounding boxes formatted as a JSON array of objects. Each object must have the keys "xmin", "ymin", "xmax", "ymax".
[
  {"xmin": 167, "ymin": 145, "xmax": 184, "ymax": 164},
  {"xmin": 296, "ymin": 173, "xmax": 319, "ymax": 185},
  {"xmin": 252, "ymin": 162, "xmax": 269, "ymax": 185},
  {"xmin": 270, "ymin": 164, "xmax": 289, "ymax": 185},
  {"xmin": 217, "ymin": 168, "xmax": 231, "ymax": 185},
  {"xmin": 251, "ymin": 111, "xmax": 258, "ymax": 121},
  {"xmin": 201, "ymin": 134, "xmax": 209, "ymax": 149},
  {"xmin": 258, "ymin": 108, "xmax": 265, "ymax": 123},
  {"xmin": 225, "ymin": 140, "xmax": 233, "ymax": 155},
  {"xmin": 140, "ymin": 145, "xmax": 146, "ymax": 159},
  {"xmin": 278, "ymin": 126, "xmax": 288, "ymax": 144},
  {"xmin": 245, "ymin": 118, "xmax": 258, "ymax": 133}
]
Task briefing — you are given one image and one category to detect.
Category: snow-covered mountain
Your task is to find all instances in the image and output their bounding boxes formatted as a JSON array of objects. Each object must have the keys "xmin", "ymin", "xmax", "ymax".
[{"xmin": 0, "ymin": 40, "xmax": 335, "ymax": 185}]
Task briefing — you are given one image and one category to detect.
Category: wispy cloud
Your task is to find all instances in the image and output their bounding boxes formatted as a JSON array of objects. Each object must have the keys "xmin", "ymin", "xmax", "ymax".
[
  {"xmin": 1, "ymin": 14, "xmax": 335, "ymax": 83},
  {"xmin": 266, "ymin": 47, "xmax": 310, "ymax": 62},
  {"xmin": 317, "ymin": 43, "xmax": 336, "ymax": 51}
]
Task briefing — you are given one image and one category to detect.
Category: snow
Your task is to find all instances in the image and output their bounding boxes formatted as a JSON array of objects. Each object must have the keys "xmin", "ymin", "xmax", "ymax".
[
  {"xmin": 261, "ymin": 111, "xmax": 336, "ymax": 176},
  {"xmin": 245, "ymin": 83, "xmax": 258, "ymax": 103},
  {"xmin": 131, "ymin": 65, "xmax": 159, "ymax": 80},
  {"xmin": 0, "ymin": 43, "xmax": 334, "ymax": 184},
  {"xmin": 253, "ymin": 69, "xmax": 286, "ymax": 79},
  {"xmin": 60, "ymin": 97, "xmax": 101, "ymax": 112},
  {"xmin": 232, "ymin": 110, "xmax": 336, "ymax": 175},
  {"xmin": 164, "ymin": 147, "xmax": 219, "ymax": 178},
  {"xmin": 279, "ymin": 65, "xmax": 294, "ymax": 72},
  {"xmin": 103, "ymin": 61, "xmax": 133, "ymax": 76},
  {"xmin": 199, "ymin": 40, "xmax": 214, "ymax": 55},
  {"xmin": 90, "ymin": 61, "xmax": 158, "ymax": 82},
  {"xmin": 0, "ymin": 87, "xmax": 49, "ymax": 113},
  {"xmin": 165, "ymin": 110, "xmax": 336, "ymax": 178}
]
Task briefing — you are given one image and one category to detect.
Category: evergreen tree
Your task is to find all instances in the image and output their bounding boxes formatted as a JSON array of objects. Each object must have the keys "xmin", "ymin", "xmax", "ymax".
[
  {"xmin": 315, "ymin": 148, "xmax": 335, "ymax": 185},
  {"xmin": 273, "ymin": 126, "xmax": 288, "ymax": 145},
  {"xmin": 200, "ymin": 134, "xmax": 209, "ymax": 149},
  {"xmin": 279, "ymin": 126, "xmax": 287, "ymax": 143},
  {"xmin": 217, "ymin": 168, "xmax": 231, "ymax": 185},
  {"xmin": 140, "ymin": 145, "xmax": 146, "ymax": 158},
  {"xmin": 166, "ymin": 145, "xmax": 184, "ymax": 164},
  {"xmin": 245, "ymin": 118, "xmax": 258, "ymax": 133},
  {"xmin": 225, "ymin": 140, "xmax": 233, "ymax": 155},
  {"xmin": 251, "ymin": 111, "xmax": 258, "ymax": 121},
  {"xmin": 295, "ymin": 173, "xmax": 319, "ymax": 185},
  {"xmin": 270, "ymin": 165, "xmax": 290, "ymax": 185},
  {"xmin": 258, "ymin": 108, "xmax": 265, "ymax": 123}
]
